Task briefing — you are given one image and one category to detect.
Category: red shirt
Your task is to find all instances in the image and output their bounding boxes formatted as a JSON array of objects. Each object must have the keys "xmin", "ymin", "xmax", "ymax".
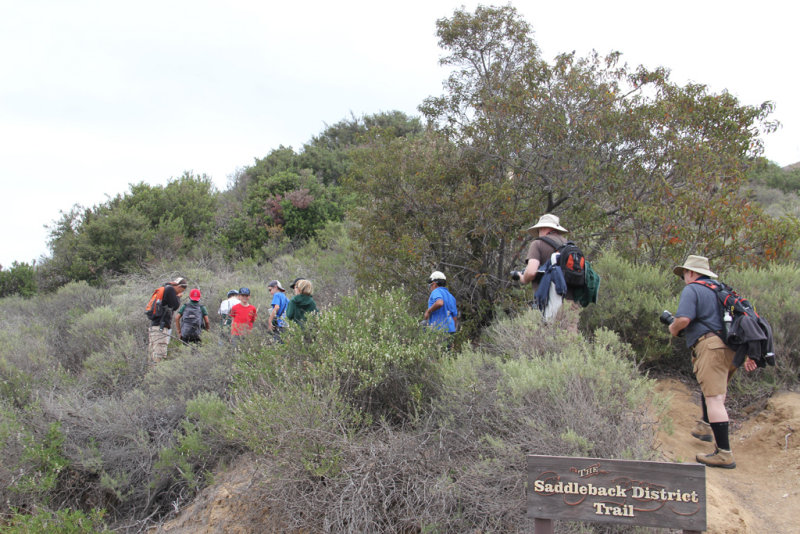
[{"xmin": 230, "ymin": 303, "xmax": 257, "ymax": 336}]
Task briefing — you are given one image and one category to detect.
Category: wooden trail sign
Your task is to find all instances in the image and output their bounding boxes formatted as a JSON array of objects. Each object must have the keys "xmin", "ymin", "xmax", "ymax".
[{"xmin": 527, "ymin": 455, "xmax": 706, "ymax": 533}]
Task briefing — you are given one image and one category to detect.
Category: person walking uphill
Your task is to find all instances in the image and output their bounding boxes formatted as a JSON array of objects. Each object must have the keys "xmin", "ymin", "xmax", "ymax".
[
  {"xmin": 230, "ymin": 287, "xmax": 257, "ymax": 341},
  {"xmin": 218, "ymin": 289, "xmax": 239, "ymax": 329},
  {"xmin": 175, "ymin": 288, "xmax": 210, "ymax": 344},
  {"xmin": 147, "ymin": 277, "xmax": 187, "ymax": 365},
  {"xmin": 286, "ymin": 278, "xmax": 317, "ymax": 324},
  {"xmin": 668, "ymin": 255, "xmax": 757, "ymax": 469},
  {"xmin": 516, "ymin": 213, "xmax": 582, "ymax": 330},
  {"xmin": 267, "ymin": 280, "xmax": 289, "ymax": 341},
  {"xmin": 423, "ymin": 271, "xmax": 458, "ymax": 333}
]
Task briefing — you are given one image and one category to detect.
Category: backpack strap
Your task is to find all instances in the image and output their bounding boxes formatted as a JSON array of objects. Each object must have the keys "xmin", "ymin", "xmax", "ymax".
[
  {"xmin": 690, "ymin": 279, "xmax": 726, "ymax": 338},
  {"xmin": 536, "ymin": 235, "xmax": 564, "ymax": 251}
]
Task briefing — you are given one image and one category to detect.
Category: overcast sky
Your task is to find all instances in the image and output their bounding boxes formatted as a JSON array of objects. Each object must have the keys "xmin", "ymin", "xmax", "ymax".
[{"xmin": 1, "ymin": 0, "xmax": 798, "ymax": 268}]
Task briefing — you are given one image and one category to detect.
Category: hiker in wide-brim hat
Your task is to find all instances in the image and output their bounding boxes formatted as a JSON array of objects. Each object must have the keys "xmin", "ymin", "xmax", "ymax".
[
  {"xmin": 667, "ymin": 253, "xmax": 756, "ymax": 469},
  {"xmin": 673, "ymin": 255, "xmax": 718, "ymax": 279}
]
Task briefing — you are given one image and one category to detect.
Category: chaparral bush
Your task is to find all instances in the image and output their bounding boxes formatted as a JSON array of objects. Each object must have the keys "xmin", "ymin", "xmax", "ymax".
[
  {"xmin": 580, "ymin": 251, "xmax": 683, "ymax": 370},
  {"xmin": 236, "ymin": 309, "xmax": 659, "ymax": 533},
  {"xmin": 718, "ymin": 263, "xmax": 800, "ymax": 408},
  {"xmin": 235, "ymin": 287, "xmax": 446, "ymax": 426},
  {"xmin": 582, "ymin": 252, "xmax": 799, "ymax": 414}
]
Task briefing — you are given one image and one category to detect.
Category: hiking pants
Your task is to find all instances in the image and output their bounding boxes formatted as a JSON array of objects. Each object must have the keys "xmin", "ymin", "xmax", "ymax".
[{"xmin": 148, "ymin": 325, "xmax": 170, "ymax": 365}]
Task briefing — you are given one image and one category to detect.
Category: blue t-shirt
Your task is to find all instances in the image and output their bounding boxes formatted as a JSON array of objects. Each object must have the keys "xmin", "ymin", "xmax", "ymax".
[
  {"xmin": 428, "ymin": 287, "xmax": 458, "ymax": 333},
  {"xmin": 271, "ymin": 292, "xmax": 289, "ymax": 328},
  {"xmin": 675, "ymin": 277, "xmax": 724, "ymax": 348}
]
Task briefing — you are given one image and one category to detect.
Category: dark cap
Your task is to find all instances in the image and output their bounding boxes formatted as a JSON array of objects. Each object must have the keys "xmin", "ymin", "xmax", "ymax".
[
  {"xmin": 268, "ymin": 280, "xmax": 285, "ymax": 291},
  {"xmin": 290, "ymin": 277, "xmax": 305, "ymax": 289},
  {"xmin": 238, "ymin": 287, "xmax": 251, "ymax": 296}
]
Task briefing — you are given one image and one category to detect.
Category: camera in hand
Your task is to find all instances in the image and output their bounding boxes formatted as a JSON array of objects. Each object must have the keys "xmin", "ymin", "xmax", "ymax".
[
  {"xmin": 510, "ymin": 270, "xmax": 522, "ymax": 281},
  {"xmin": 659, "ymin": 310, "xmax": 675, "ymax": 326}
]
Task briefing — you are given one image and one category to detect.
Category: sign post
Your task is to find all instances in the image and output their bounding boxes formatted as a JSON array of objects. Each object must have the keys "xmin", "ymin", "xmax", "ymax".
[{"xmin": 527, "ymin": 455, "xmax": 705, "ymax": 533}]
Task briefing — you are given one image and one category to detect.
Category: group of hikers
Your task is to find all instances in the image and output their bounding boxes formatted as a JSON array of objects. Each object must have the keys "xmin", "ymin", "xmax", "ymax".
[
  {"xmin": 147, "ymin": 269, "xmax": 460, "ymax": 365},
  {"xmin": 146, "ymin": 277, "xmax": 319, "ymax": 363},
  {"xmin": 146, "ymin": 211, "xmax": 768, "ymax": 471}
]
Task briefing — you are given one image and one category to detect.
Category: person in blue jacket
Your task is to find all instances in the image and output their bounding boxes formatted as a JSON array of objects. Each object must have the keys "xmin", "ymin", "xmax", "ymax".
[{"xmin": 423, "ymin": 271, "xmax": 458, "ymax": 333}]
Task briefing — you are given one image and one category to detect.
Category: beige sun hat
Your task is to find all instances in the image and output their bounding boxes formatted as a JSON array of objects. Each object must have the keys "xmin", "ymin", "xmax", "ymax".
[
  {"xmin": 527, "ymin": 213, "xmax": 568, "ymax": 235},
  {"xmin": 673, "ymin": 255, "xmax": 718, "ymax": 278}
]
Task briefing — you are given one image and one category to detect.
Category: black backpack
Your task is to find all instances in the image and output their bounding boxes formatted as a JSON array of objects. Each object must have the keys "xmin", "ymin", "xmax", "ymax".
[
  {"xmin": 692, "ymin": 279, "xmax": 775, "ymax": 368},
  {"xmin": 537, "ymin": 235, "xmax": 586, "ymax": 287},
  {"xmin": 181, "ymin": 302, "xmax": 204, "ymax": 340}
]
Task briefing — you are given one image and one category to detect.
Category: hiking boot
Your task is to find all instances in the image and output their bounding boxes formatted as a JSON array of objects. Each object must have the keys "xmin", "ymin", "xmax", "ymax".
[
  {"xmin": 690, "ymin": 420, "xmax": 713, "ymax": 442},
  {"xmin": 696, "ymin": 448, "xmax": 736, "ymax": 469}
]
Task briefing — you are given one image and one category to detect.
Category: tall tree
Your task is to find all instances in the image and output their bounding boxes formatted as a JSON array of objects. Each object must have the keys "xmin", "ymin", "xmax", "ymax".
[{"xmin": 352, "ymin": 5, "xmax": 796, "ymax": 325}]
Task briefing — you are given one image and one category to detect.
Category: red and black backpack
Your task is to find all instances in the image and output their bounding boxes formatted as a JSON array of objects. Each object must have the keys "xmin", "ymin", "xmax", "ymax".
[{"xmin": 537, "ymin": 235, "xmax": 586, "ymax": 287}]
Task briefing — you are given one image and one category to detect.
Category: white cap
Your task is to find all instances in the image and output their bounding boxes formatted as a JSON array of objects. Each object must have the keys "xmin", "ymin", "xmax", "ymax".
[{"xmin": 428, "ymin": 271, "xmax": 446, "ymax": 283}]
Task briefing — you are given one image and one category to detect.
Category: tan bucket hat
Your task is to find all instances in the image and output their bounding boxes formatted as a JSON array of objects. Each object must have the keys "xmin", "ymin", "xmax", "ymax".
[
  {"xmin": 673, "ymin": 255, "xmax": 718, "ymax": 278},
  {"xmin": 527, "ymin": 213, "xmax": 568, "ymax": 235}
]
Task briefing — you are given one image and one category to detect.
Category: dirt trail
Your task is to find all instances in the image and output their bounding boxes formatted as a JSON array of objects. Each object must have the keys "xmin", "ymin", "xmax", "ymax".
[
  {"xmin": 654, "ymin": 379, "xmax": 800, "ymax": 534},
  {"xmin": 155, "ymin": 379, "xmax": 800, "ymax": 533}
]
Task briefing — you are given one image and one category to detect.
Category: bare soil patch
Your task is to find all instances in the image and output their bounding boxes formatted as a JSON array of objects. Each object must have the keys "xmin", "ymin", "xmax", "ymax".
[{"xmin": 654, "ymin": 379, "xmax": 800, "ymax": 534}]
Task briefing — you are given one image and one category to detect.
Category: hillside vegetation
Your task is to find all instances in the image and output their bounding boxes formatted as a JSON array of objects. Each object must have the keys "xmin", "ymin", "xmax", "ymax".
[{"xmin": 2, "ymin": 4, "xmax": 800, "ymax": 533}]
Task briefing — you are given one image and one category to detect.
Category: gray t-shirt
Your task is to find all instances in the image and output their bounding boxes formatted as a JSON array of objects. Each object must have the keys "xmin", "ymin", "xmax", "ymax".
[{"xmin": 675, "ymin": 278, "xmax": 724, "ymax": 348}]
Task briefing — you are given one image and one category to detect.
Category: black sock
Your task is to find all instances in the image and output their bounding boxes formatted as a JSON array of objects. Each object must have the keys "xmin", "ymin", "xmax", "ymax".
[
  {"xmin": 700, "ymin": 395, "xmax": 709, "ymax": 423},
  {"xmin": 710, "ymin": 421, "xmax": 730, "ymax": 450}
]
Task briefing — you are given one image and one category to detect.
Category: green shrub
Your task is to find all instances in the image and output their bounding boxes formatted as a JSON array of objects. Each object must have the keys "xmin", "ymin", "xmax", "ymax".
[
  {"xmin": 0, "ymin": 354, "xmax": 35, "ymax": 409},
  {"xmin": 0, "ymin": 261, "xmax": 37, "ymax": 298},
  {"xmin": 238, "ymin": 288, "xmax": 447, "ymax": 423},
  {"xmin": 81, "ymin": 333, "xmax": 143, "ymax": 395},
  {"xmin": 63, "ymin": 306, "xmax": 129, "ymax": 373},
  {"xmin": 10, "ymin": 422, "xmax": 69, "ymax": 502},
  {"xmin": 2, "ymin": 507, "xmax": 107, "ymax": 533},
  {"xmin": 154, "ymin": 392, "xmax": 238, "ymax": 494},
  {"xmin": 240, "ymin": 309, "xmax": 660, "ymax": 533},
  {"xmin": 229, "ymin": 380, "xmax": 360, "ymax": 480},
  {"xmin": 581, "ymin": 251, "xmax": 683, "ymax": 369}
]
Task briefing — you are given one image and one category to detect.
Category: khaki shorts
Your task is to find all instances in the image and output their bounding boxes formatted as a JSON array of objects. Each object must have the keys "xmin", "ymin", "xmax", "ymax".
[{"xmin": 692, "ymin": 334, "xmax": 736, "ymax": 397}]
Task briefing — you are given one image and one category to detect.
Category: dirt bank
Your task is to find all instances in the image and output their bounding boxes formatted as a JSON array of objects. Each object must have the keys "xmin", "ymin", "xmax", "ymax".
[{"xmin": 654, "ymin": 379, "xmax": 800, "ymax": 534}]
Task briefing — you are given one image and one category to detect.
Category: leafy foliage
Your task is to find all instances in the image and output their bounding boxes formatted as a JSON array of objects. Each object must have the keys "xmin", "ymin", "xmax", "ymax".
[
  {"xmin": 0, "ymin": 261, "xmax": 37, "ymax": 298},
  {"xmin": 301, "ymin": 111, "xmax": 422, "ymax": 186},
  {"xmin": 220, "ymin": 168, "xmax": 343, "ymax": 258},
  {"xmin": 749, "ymin": 159, "xmax": 800, "ymax": 194},
  {"xmin": 351, "ymin": 5, "xmax": 797, "ymax": 327},
  {"xmin": 42, "ymin": 173, "xmax": 217, "ymax": 287},
  {"xmin": 218, "ymin": 112, "xmax": 422, "ymax": 260},
  {"xmin": 580, "ymin": 251, "xmax": 682, "ymax": 368},
  {"xmin": 2, "ymin": 507, "xmax": 107, "ymax": 534},
  {"xmin": 233, "ymin": 311, "xmax": 658, "ymax": 533},
  {"xmin": 235, "ymin": 288, "xmax": 446, "ymax": 425}
]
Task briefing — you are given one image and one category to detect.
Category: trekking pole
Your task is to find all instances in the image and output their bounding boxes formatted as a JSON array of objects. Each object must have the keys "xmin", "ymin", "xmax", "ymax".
[
  {"xmin": 151, "ymin": 326, "xmax": 192, "ymax": 347},
  {"xmin": 161, "ymin": 329, "xmax": 191, "ymax": 346}
]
